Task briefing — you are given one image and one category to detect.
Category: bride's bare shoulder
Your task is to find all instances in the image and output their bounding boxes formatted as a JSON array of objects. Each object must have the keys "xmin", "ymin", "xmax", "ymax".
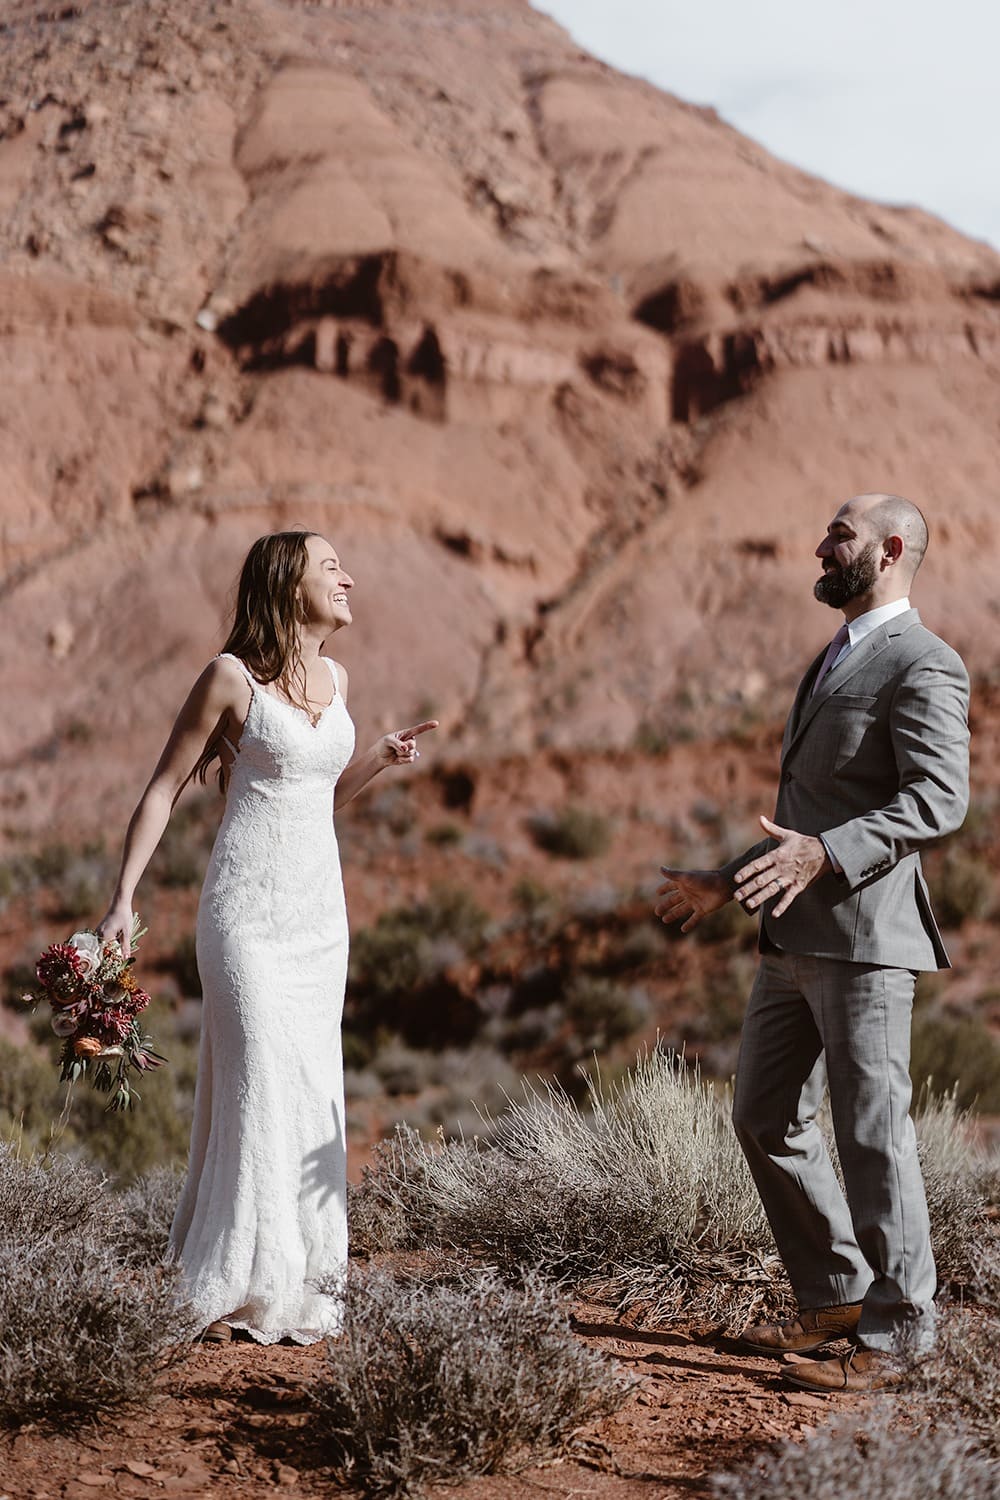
[{"xmin": 190, "ymin": 655, "xmax": 252, "ymax": 712}]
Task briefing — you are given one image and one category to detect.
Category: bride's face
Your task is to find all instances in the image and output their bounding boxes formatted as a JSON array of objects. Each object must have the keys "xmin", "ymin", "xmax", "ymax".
[{"xmin": 298, "ymin": 535, "xmax": 354, "ymax": 630}]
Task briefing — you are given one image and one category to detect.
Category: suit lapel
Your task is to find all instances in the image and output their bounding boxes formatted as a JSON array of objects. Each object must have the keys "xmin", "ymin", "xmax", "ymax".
[
  {"xmin": 782, "ymin": 646, "xmax": 827, "ymax": 757},
  {"xmin": 781, "ymin": 608, "xmax": 920, "ymax": 766}
]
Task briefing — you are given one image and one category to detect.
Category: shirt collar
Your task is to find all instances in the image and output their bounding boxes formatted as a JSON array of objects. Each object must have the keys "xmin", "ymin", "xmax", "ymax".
[{"xmin": 846, "ymin": 597, "xmax": 911, "ymax": 649}]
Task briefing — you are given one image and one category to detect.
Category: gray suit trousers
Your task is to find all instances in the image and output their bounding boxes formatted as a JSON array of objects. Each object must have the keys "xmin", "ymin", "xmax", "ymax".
[{"xmin": 732, "ymin": 951, "xmax": 935, "ymax": 1352}]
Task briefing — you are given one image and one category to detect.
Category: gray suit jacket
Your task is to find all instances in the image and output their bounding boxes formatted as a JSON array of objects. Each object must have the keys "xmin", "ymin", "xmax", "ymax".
[{"xmin": 722, "ymin": 609, "xmax": 970, "ymax": 970}]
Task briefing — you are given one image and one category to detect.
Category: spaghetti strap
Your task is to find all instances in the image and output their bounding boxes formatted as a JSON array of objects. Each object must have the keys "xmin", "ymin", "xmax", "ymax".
[
  {"xmin": 217, "ymin": 652, "xmax": 258, "ymax": 691},
  {"xmin": 322, "ymin": 657, "xmax": 340, "ymax": 698}
]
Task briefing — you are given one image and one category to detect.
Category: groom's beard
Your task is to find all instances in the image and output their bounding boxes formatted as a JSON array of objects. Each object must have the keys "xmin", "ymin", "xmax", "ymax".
[{"xmin": 814, "ymin": 540, "xmax": 880, "ymax": 608}]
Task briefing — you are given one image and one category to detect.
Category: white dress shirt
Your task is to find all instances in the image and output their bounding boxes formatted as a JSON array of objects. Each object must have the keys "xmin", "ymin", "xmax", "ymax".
[{"xmin": 826, "ymin": 596, "xmax": 911, "ymax": 675}]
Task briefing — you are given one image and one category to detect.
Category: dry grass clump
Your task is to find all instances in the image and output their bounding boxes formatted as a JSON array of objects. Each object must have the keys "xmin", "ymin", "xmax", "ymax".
[
  {"xmin": 0, "ymin": 1145, "xmax": 193, "ymax": 1424},
  {"xmin": 310, "ymin": 1268, "xmax": 627, "ymax": 1494},
  {"xmin": 115, "ymin": 1162, "xmax": 185, "ymax": 1267},
  {"xmin": 903, "ymin": 1305, "xmax": 1000, "ymax": 1459},
  {"xmin": 347, "ymin": 1124, "xmax": 459, "ymax": 1258},
  {"xmin": 351, "ymin": 1051, "xmax": 1000, "ymax": 1335},
  {"xmin": 915, "ymin": 1087, "xmax": 1000, "ymax": 1288},
  {"xmin": 712, "ymin": 1416, "xmax": 999, "ymax": 1500},
  {"xmin": 0, "ymin": 1140, "xmax": 113, "ymax": 1244},
  {"xmin": 350, "ymin": 1049, "xmax": 782, "ymax": 1327}
]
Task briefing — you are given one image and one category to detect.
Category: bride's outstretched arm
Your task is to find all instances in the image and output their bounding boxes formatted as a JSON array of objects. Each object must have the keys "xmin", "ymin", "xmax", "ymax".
[
  {"xmin": 334, "ymin": 719, "xmax": 439, "ymax": 810},
  {"xmin": 97, "ymin": 658, "xmax": 249, "ymax": 954},
  {"xmin": 331, "ymin": 660, "xmax": 438, "ymax": 810}
]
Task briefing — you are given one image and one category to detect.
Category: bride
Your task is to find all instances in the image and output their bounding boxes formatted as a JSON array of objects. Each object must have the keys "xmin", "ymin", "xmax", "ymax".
[{"xmin": 98, "ymin": 530, "xmax": 436, "ymax": 1344}]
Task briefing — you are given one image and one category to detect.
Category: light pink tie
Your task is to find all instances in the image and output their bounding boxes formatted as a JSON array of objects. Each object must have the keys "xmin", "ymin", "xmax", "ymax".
[{"xmin": 811, "ymin": 623, "xmax": 850, "ymax": 696}]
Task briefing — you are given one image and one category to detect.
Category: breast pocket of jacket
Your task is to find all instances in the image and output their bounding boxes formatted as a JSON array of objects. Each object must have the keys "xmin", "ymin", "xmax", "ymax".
[{"xmin": 822, "ymin": 694, "xmax": 880, "ymax": 771}]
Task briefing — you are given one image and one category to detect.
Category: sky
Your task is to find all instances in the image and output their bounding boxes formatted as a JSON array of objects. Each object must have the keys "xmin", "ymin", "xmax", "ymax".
[{"xmin": 532, "ymin": 0, "xmax": 1000, "ymax": 252}]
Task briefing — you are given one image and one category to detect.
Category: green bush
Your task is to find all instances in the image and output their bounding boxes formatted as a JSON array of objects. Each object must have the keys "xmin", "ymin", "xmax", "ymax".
[
  {"xmin": 910, "ymin": 1010, "xmax": 1000, "ymax": 1112},
  {"xmin": 425, "ymin": 822, "xmax": 463, "ymax": 848},
  {"xmin": 528, "ymin": 807, "xmax": 612, "ymax": 860},
  {"xmin": 147, "ymin": 797, "xmax": 217, "ymax": 889},
  {"xmin": 563, "ymin": 975, "xmax": 650, "ymax": 1052},
  {"xmin": 929, "ymin": 849, "xmax": 995, "ymax": 928},
  {"xmin": 348, "ymin": 887, "xmax": 490, "ymax": 1049},
  {"xmin": 0, "ymin": 1015, "xmax": 196, "ymax": 1183},
  {"xmin": 168, "ymin": 933, "xmax": 202, "ymax": 996}
]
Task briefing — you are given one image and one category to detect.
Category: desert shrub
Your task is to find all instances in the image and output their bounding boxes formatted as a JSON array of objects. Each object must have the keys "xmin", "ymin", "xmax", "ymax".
[
  {"xmin": 563, "ymin": 975, "xmax": 651, "ymax": 1052},
  {"xmin": 348, "ymin": 1125, "xmax": 445, "ymax": 1256},
  {"xmin": 0, "ymin": 1232, "xmax": 193, "ymax": 1424},
  {"xmin": 528, "ymin": 806, "xmax": 612, "ymax": 860},
  {"xmin": 611, "ymin": 920, "xmax": 667, "ymax": 970},
  {"xmin": 351, "ymin": 885, "xmax": 489, "ymax": 997},
  {"xmin": 0, "ymin": 1142, "xmax": 113, "ymax": 1245},
  {"xmin": 911, "ymin": 1009, "xmax": 1000, "ymax": 1112},
  {"xmin": 424, "ymin": 821, "xmax": 463, "ymax": 847},
  {"xmin": 363, "ymin": 784, "xmax": 416, "ymax": 838},
  {"xmin": 309, "ymin": 1268, "xmax": 626, "ymax": 1494},
  {"xmin": 167, "ymin": 933, "xmax": 202, "ymax": 996},
  {"xmin": 928, "ymin": 849, "xmax": 995, "ymax": 928},
  {"xmin": 114, "ymin": 1163, "xmax": 186, "ymax": 1267},
  {"xmin": 373, "ymin": 1036, "xmax": 441, "ymax": 1096},
  {"xmin": 712, "ymin": 1416, "xmax": 998, "ymax": 1500},
  {"xmin": 915, "ymin": 1086, "xmax": 1000, "ymax": 1287},
  {"xmin": 350, "ymin": 1051, "xmax": 778, "ymax": 1327},
  {"xmin": 511, "ymin": 875, "xmax": 556, "ymax": 920},
  {"xmin": 396, "ymin": 1048, "xmax": 524, "ymax": 1141},
  {"xmin": 0, "ymin": 1012, "xmax": 195, "ymax": 1182},
  {"xmin": 0, "ymin": 1034, "xmax": 70, "ymax": 1146},
  {"xmin": 0, "ymin": 1146, "xmax": 193, "ymax": 1424},
  {"xmin": 147, "ymin": 798, "xmax": 217, "ymax": 889},
  {"xmin": 66, "ymin": 1022, "xmax": 198, "ymax": 1182},
  {"xmin": 902, "ymin": 1310, "xmax": 1000, "ymax": 1461},
  {"xmin": 2, "ymin": 957, "xmax": 39, "ymax": 1011},
  {"xmin": 348, "ymin": 887, "xmax": 490, "ymax": 1048}
]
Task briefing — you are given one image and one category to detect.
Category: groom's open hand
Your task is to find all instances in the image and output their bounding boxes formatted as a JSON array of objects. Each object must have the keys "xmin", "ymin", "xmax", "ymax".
[
  {"xmin": 654, "ymin": 868, "xmax": 730, "ymax": 933},
  {"xmin": 734, "ymin": 815, "xmax": 831, "ymax": 918}
]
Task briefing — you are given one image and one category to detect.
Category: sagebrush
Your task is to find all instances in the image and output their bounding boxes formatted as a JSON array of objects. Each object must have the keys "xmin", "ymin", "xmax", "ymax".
[
  {"xmin": 0, "ymin": 1145, "xmax": 192, "ymax": 1424},
  {"xmin": 350, "ymin": 1051, "xmax": 1000, "ymax": 1331},
  {"xmin": 310, "ymin": 1268, "xmax": 626, "ymax": 1494},
  {"xmin": 712, "ymin": 1415, "xmax": 1000, "ymax": 1500}
]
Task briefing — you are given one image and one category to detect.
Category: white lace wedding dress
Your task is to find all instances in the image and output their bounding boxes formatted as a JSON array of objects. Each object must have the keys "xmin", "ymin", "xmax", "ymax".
[{"xmin": 169, "ymin": 653, "xmax": 355, "ymax": 1344}]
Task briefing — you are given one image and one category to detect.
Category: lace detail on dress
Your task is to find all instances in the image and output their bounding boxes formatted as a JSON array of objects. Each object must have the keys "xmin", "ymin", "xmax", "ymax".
[{"xmin": 168, "ymin": 655, "xmax": 355, "ymax": 1344}]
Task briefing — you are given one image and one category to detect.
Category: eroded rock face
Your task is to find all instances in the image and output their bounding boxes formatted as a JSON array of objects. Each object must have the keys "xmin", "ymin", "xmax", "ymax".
[{"xmin": 1, "ymin": 0, "xmax": 999, "ymax": 839}]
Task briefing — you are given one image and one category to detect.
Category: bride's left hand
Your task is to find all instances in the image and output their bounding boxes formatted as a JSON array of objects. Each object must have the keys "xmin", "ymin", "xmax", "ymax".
[{"xmin": 376, "ymin": 720, "xmax": 439, "ymax": 767}]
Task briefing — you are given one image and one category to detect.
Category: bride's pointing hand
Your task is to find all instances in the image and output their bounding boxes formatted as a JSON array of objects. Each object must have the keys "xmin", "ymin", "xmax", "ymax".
[{"xmin": 376, "ymin": 720, "xmax": 439, "ymax": 768}]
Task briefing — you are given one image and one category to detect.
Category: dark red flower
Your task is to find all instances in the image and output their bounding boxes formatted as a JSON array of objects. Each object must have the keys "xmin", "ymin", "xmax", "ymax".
[{"xmin": 36, "ymin": 943, "xmax": 87, "ymax": 1003}]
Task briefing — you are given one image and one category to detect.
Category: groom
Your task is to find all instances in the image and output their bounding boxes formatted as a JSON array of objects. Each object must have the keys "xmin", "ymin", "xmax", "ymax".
[{"xmin": 655, "ymin": 492, "xmax": 970, "ymax": 1393}]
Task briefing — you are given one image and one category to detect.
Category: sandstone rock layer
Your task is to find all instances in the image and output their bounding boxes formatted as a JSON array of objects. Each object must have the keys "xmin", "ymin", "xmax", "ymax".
[{"xmin": 1, "ymin": 0, "xmax": 999, "ymax": 838}]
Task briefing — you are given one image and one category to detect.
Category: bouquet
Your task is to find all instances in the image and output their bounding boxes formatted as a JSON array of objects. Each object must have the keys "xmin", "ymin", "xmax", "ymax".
[{"xmin": 22, "ymin": 916, "xmax": 167, "ymax": 1112}]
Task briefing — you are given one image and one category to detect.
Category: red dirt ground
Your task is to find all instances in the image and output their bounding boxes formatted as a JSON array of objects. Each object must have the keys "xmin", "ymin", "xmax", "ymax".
[{"xmin": 0, "ymin": 1308, "xmax": 860, "ymax": 1500}]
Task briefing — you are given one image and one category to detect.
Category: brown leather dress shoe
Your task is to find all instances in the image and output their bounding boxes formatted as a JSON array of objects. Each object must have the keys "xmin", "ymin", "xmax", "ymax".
[
  {"xmin": 739, "ymin": 1301, "xmax": 863, "ymax": 1355},
  {"xmin": 782, "ymin": 1347, "xmax": 900, "ymax": 1394}
]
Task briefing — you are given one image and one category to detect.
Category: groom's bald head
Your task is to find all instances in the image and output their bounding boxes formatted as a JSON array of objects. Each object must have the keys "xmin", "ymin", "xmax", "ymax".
[{"xmin": 850, "ymin": 492, "xmax": 929, "ymax": 580}]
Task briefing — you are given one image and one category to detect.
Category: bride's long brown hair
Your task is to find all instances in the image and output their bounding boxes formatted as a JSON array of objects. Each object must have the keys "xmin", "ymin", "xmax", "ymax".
[{"xmin": 193, "ymin": 529, "xmax": 320, "ymax": 789}]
